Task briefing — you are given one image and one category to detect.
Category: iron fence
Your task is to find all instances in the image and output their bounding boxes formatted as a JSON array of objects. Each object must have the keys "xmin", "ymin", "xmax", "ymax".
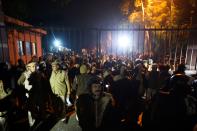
[{"xmin": 0, "ymin": 25, "xmax": 197, "ymax": 70}]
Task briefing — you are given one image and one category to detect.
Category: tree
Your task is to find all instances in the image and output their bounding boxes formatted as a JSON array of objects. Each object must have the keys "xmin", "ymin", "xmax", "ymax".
[
  {"xmin": 120, "ymin": 0, "xmax": 197, "ymax": 63},
  {"xmin": 121, "ymin": 0, "xmax": 196, "ymax": 27}
]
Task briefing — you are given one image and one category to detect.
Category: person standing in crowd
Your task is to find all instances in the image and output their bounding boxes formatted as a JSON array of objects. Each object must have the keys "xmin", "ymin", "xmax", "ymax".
[
  {"xmin": 68, "ymin": 63, "xmax": 80, "ymax": 88},
  {"xmin": 173, "ymin": 63, "xmax": 195, "ymax": 87},
  {"xmin": 146, "ymin": 63, "xmax": 160, "ymax": 100},
  {"xmin": 0, "ymin": 62, "xmax": 13, "ymax": 93},
  {"xmin": 15, "ymin": 59, "xmax": 26, "ymax": 80},
  {"xmin": 72, "ymin": 64, "xmax": 91, "ymax": 98},
  {"xmin": 112, "ymin": 65, "xmax": 142, "ymax": 130},
  {"xmin": 17, "ymin": 61, "xmax": 37, "ymax": 96},
  {"xmin": 0, "ymin": 80, "xmax": 9, "ymax": 124},
  {"xmin": 132, "ymin": 62, "xmax": 148, "ymax": 98},
  {"xmin": 76, "ymin": 76, "xmax": 120, "ymax": 131},
  {"xmin": 0, "ymin": 80, "xmax": 8, "ymax": 99},
  {"xmin": 158, "ymin": 64, "xmax": 171, "ymax": 90},
  {"xmin": 17, "ymin": 61, "xmax": 37, "ymax": 127},
  {"xmin": 50, "ymin": 60, "xmax": 71, "ymax": 106},
  {"xmin": 103, "ymin": 69, "xmax": 114, "ymax": 93},
  {"xmin": 147, "ymin": 73, "xmax": 197, "ymax": 131},
  {"xmin": 113, "ymin": 65, "xmax": 127, "ymax": 81}
]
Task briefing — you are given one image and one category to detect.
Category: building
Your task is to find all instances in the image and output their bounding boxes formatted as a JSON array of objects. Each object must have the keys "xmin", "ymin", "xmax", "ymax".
[
  {"xmin": 0, "ymin": 14, "xmax": 47, "ymax": 65},
  {"xmin": 4, "ymin": 15, "xmax": 47, "ymax": 65},
  {"xmin": 0, "ymin": 0, "xmax": 8, "ymax": 64}
]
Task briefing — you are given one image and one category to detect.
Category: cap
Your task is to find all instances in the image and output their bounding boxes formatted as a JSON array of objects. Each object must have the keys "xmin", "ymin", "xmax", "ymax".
[{"xmin": 80, "ymin": 64, "xmax": 87, "ymax": 74}]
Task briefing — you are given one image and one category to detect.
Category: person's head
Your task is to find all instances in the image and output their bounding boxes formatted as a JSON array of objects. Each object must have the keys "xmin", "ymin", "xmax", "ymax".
[
  {"xmin": 31, "ymin": 55, "xmax": 38, "ymax": 62},
  {"xmin": 74, "ymin": 63, "xmax": 80, "ymax": 68},
  {"xmin": 87, "ymin": 76, "xmax": 102, "ymax": 99},
  {"xmin": 80, "ymin": 64, "xmax": 87, "ymax": 74},
  {"xmin": 17, "ymin": 59, "xmax": 25, "ymax": 66},
  {"xmin": 103, "ymin": 69, "xmax": 110, "ymax": 78},
  {"xmin": 26, "ymin": 61, "xmax": 36, "ymax": 73},
  {"xmin": 39, "ymin": 56, "xmax": 43, "ymax": 62},
  {"xmin": 90, "ymin": 66, "xmax": 97, "ymax": 74},
  {"xmin": 109, "ymin": 55, "xmax": 113, "ymax": 61},
  {"xmin": 39, "ymin": 61, "xmax": 46, "ymax": 71},
  {"xmin": 136, "ymin": 63, "xmax": 144, "ymax": 72},
  {"xmin": 120, "ymin": 65, "xmax": 127, "ymax": 76},
  {"xmin": 51, "ymin": 60, "xmax": 61, "ymax": 72},
  {"xmin": 176, "ymin": 63, "xmax": 186, "ymax": 73}
]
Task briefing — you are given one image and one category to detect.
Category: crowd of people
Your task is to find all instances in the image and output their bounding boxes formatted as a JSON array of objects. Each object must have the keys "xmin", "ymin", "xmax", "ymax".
[{"xmin": 0, "ymin": 50, "xmax": 197, "ymax": 131}]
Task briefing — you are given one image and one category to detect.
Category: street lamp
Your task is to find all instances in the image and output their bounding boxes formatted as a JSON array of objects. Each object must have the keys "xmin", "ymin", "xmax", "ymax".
[
  {"xmin": 54, "ymin": 39, "xmax": 62, "ymax": 47},
  {"xmin": 118, "ymin": 35, "xmax": 130, "ymax": 48},
  {"xmin": 53, "ymin": 39, "xmax": 63, "ymax": 52},
  {"xmin": 118, "ymin": 34, "xmax": 131, "ymax": 56}
]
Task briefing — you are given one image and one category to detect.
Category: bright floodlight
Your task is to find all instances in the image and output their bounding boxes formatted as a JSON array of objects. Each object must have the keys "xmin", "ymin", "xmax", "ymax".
[
  {"xmin": 118, "ymin": 35, "xmax": 130, "ymax": 48},
  {"xmin": 54, "ymin": 39, "xmax": 62, "ymax": 47}
]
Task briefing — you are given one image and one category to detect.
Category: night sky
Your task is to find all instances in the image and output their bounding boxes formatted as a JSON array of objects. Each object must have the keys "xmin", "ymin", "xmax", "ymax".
[
  {"xmin": 2, "ymin": 0, "xmax": 125, "ymax": 52},
  {"xmin": 2, "ymin": 0, "xmax": 125, "ymax": 28}
]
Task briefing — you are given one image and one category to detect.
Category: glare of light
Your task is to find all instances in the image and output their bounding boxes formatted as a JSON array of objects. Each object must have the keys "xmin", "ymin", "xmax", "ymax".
[
  {"xmin": 118, "ymin": 35, "xmax": 130, "ymax": 48},
  {"xmin": 54, "ymin": 39, "xmax": 62, "ymax": 47}
]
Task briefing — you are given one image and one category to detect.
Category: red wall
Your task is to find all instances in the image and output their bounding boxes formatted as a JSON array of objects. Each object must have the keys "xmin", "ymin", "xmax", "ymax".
[{"xmin": 8, "ymin": 29, "xmax": 44, "ymax": 65}]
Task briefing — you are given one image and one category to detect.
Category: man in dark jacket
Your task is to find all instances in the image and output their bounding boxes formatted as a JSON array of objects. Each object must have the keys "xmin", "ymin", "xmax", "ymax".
[{"xmin": 76, "ymin": 76, "xmax": 120, "ymax": 131}]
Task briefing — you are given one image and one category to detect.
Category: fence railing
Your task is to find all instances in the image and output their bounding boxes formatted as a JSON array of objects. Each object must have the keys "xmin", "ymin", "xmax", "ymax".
[{"xmin": 0, "ymin": 25, "xmax": 197, "ymax": 70}]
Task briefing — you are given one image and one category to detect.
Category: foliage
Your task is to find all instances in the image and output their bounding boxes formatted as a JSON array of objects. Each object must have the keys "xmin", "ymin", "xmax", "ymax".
[
  {"xmin": 120, "ymin": 0, "xmax": 135, "ymax": 16},
  {"xmin": 120, "ymin": 0, "xmax": 196, "ymax": 62},
  {"xmin": 121, "ymin": 0, "xmax": 196, "ymax": 27}
]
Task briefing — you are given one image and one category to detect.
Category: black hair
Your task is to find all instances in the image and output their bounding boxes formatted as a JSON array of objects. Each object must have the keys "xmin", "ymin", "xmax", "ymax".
[{"xmin": 87, "ymin": 76, "xmax": 102, "ymax": 89}]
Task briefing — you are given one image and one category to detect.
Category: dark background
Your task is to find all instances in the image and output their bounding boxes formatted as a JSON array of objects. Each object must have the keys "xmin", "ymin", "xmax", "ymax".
[
  {"xmin": 2, "ymin": 0, "xmax": 124, "ymax": 28},
  {"xmin": 1, "ymin": 0, "xmax": 125, "ymax": 52}
]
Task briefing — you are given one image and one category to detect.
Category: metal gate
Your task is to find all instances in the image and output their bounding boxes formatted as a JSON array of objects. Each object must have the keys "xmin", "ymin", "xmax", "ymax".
[
  {"xmin": 1, "ymin": 25, "xmax": 197, "ymax": 70},
  {"xmin": 46, "ymin": 26, "xmax": 197, "ymax": 69}
]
